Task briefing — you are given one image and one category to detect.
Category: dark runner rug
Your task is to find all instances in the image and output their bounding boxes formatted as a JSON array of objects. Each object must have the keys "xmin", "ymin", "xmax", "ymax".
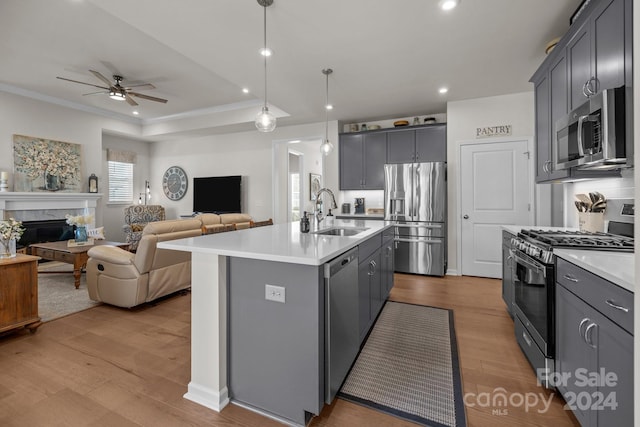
[{"xmin": 338, "ymin": 301, "xmax": 466, "ymax": 427}]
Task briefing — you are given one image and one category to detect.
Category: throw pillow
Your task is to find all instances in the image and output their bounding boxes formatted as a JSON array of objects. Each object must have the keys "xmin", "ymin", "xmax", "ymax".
[
  {"xmin": 130, "ymin": 223, "xmax": 145, "ymax": 232},
  {"xmin": 87, "ymin": 226, "xmax": 106, "ymax": 240}
]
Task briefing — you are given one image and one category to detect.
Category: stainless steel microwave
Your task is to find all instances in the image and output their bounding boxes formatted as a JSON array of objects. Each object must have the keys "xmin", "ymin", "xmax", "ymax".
[{"xmin": 553, "ymin": 86, "xmax": 626, "ymax": 171}]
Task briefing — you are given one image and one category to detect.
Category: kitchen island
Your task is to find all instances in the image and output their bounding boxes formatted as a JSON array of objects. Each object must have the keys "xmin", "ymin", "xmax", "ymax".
[{"xmin": 158, "ymin": 219, "xmax": 392, "ymax": 426}]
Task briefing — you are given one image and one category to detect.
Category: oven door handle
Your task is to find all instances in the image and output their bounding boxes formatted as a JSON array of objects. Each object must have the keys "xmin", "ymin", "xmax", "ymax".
[{"xmin": 513, "ymin": 252, "xmax": 546, "ymax": 279}]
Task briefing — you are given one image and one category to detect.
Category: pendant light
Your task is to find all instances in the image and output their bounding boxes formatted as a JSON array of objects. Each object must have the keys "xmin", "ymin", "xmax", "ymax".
[
  {"xmin": 320, "ymin": 68, "xmax": 334, "ymax": 156},
  {"xmin": 255, "ymin": 0, "xmax": 276, "ymax": 132}
]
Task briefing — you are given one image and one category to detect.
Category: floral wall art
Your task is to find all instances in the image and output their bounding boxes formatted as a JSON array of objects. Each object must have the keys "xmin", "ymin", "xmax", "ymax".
[{"xmin": 13, "ymin": 134, "xmax": 82, "ymax": 192}]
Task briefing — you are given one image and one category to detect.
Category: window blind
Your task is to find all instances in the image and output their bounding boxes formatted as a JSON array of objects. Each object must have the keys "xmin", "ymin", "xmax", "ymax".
[{"xmin": 108, "ymin": 161, "xmax": 133, "ymax": 203}]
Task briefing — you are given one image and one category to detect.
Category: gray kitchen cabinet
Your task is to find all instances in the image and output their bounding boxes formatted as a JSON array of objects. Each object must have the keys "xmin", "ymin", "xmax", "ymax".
[
  {"xmin": 568, "ymin": 0, "xmax": 628, "ymax": 108},
  {"xmin": 567, "ymin": 20, "xmax": 592, "ymax": 110},
  {"xmin": 358, "ymin": 249, "xmax": 382, "ymax": 343},
  {"xmin": 387, "ymin": 124, "xmax": 446, "ymax": 164},
  {"xmin": 555, "ymin": 259, "xmax": 633, "ymax": 427},
  {"xmin": 501, "ymin": 230, "xmax": 514, "ymax": 317},
  {"xmin": 358, "ymin": 256, "xmax": 372, "ymax": 342},
  {"xmin": 357, "ymin": 230, "xmax": 393, "ymax": 344},
  {"xmin": 339, "ymin": 131, "xmax": 386, "ymax": 190},
  {"xmin": 530, "ymin": 0, "xmax": 629, "ymax": 183},
  {"xmin": 381, "ymin": 234, "xmax": 394, "ymax": 298}
]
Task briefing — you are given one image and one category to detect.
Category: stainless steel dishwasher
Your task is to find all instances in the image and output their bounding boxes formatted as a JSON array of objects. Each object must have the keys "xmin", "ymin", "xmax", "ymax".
[{"xmin": 324, "ymin": 247, "xmax": 359, "ymax": 404}]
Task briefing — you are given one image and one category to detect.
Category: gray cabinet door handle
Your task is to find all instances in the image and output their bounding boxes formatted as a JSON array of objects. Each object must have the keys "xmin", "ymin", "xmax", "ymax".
[
  {"xmin": 563, "ymin": 274, "xmax": 579, "ymax": 283},
  {"xmin": 522, "ymin": 331, "xmax": 533, "ymax": 347},
  {"xmin": 605, "ymin": 299, "xmax": 630, "ymax": 313},
  {"xmin": 584, "ymin": 323, "xmax": 597, "ymax": 348},
  {"xmin": 463, "ymin": 215, "xmax": 469, "ymax": 219},
  {"xmin": 578, "ymin": 318, "xmax": 590, "ymax": 339}
]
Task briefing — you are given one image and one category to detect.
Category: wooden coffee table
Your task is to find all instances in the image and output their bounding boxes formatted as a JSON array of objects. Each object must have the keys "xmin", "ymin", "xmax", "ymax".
[{"xmin": 29, "ymin": 240, "xmax": 129, "ymax": 289}]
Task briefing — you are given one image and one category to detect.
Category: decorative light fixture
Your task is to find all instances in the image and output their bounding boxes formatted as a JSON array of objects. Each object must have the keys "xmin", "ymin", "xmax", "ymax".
[
  {"xmin": 109, "ymin": 88, "xmax": 126, "ymax": 101},
  {"xmin": 439, "ymin": 0, "xmax": 460, "ymax": 11},
  {"xmin": 145, "ymin": 180, "xmax": 151, "ymax": 204},
  {"xmin": 320, "ymin": 68, "xmax": 334, "ymax": 156},
  {"xmin": 139, "ymin": 180, "xmax": 151, "ymax": 204},
  {"xmin": 255, "ymin": 0, "xmax": 276, "ymax": 132}
]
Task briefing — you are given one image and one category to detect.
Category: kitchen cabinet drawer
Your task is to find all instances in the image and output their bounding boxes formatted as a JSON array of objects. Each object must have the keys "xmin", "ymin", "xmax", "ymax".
[
  {"xmin": 358, "ymin": 233, "xmax": 382, "ymax": 261},
  {"xmin": 556, "ymin": 257, "xmax": 633, "ymax": 334},
  {"xmin": 382, "ymin": 226, "xmax": 394, "ymax": 243}
]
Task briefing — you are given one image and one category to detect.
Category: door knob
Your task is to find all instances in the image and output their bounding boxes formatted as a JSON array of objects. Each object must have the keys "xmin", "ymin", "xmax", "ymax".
[{"xmin": 463, "ymin": 215, "xmax": 469, "ymax": 219}]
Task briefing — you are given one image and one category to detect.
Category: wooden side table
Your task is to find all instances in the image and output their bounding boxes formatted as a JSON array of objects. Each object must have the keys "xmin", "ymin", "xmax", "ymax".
[{"xmin": 0, "ymin": 254, "xmax": 42, "ymax": 334}]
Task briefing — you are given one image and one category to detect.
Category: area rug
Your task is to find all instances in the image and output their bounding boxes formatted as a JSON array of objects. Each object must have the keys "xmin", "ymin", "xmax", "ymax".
[
  {"xmin": 38, "ymin": 262, "xmax": 101, "ymax": 322},
  {"xmin": 338, "ymin": 301, "xmax": 466, "ymax": 427}
]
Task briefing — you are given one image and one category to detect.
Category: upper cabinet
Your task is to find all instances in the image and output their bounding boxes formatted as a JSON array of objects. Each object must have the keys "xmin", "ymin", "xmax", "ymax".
[
  {"xmin": 530, "ymin": 0, "xmax": 631, "ymax": 183},
  {"xmin": 340, "ymin": 123, "xmax": 447, "ymax": 190},
  {"xmin": 386, "ymin": 124, "xmax": 446, "ymax": 164},
  {"xmin": 339, "ymin": 132, "xmax": 387, "ymax": 190},
  {"xmin": 568, "ymin": 0, "xmax": 627, "ymax": 109}
]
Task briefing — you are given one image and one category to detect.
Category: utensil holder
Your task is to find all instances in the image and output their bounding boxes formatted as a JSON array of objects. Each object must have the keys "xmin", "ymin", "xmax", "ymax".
[{"xmin": 578, "ymin": 212, "xmax": 605, "ymax": 233}]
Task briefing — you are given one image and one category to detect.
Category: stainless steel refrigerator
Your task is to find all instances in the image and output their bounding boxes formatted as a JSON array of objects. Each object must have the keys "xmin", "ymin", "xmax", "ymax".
[{"xmin": 384, "ymin": 162, "xmax": 447, "ymax": 276}]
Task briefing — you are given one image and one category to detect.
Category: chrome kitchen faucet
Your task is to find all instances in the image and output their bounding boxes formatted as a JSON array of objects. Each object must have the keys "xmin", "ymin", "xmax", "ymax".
[{"xmin": 314, "ymin": 188, "xmax": 338, "ymax": 229}]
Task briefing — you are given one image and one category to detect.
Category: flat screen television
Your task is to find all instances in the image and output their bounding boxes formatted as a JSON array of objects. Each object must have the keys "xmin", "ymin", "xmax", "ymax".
[{"xmin": 193, "ymin": 175, "xmax": 242, "ymax": 213}]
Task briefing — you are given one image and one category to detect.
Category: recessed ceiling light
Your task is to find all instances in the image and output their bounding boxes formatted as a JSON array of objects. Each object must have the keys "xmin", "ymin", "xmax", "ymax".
[
  {"xmin": 132, "ymin": 111, "xmax": 139, "ymax": 115},
  {"xmin": 439, "ymin": 0, "xmax": 460, "ymax": 11},
  {"xmin": 259, "ymin": 47, "xmax": 272, "ymax": 57},
  {"xmin": 325, "ymin": 104, "xmax": 333, "ymax": 110},
  {"xmin": 289, "ymin": 139, "xmax": 301, "ymax": 144},
  {"xmin": 242, "ymin": 88, "xmax": 250, "ymax": 94},
  {"xmin": 439, "ymin": 87, "xmax": 449, "ymax": 94}
]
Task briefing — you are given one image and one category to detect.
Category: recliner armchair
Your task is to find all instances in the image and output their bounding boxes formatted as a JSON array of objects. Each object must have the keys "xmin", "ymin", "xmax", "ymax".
[
  {"xmin": 122, "ymin": 205, "xmax": 166, "ymax": 251},
  {"xmin": 87, "ymin": 219, "xmax": 202, "ymax": 308}
]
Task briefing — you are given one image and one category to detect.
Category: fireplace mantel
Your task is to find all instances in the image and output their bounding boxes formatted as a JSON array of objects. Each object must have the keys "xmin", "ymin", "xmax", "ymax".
[{"xmin": 0, "ymin": 192, "xmax": 102, "ymax": 221}]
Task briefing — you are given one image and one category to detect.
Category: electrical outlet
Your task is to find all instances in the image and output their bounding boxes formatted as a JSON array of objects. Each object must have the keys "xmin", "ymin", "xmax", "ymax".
[{"xmin": 265, "ymin": 284, "xmax": 285, "ymax": 303}]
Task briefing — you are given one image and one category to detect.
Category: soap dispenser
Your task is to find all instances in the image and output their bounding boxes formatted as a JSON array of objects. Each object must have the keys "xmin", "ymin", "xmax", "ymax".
[{"xmin": 300, "ymin": 211, "xmax": 310, "ymax": 233}]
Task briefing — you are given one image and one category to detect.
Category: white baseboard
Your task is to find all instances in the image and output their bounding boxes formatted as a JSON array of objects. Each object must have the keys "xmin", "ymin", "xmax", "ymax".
[{"xmin": 183, "ymin": 382, "xmax": 229, "ymax": 412}]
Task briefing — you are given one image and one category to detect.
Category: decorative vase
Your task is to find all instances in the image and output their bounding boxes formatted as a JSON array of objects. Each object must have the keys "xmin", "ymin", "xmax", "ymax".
[
  {"xmin": 0, "ymin": 238, "xmax": 17, "ymax": 258},
  {"xmin": 74, "ymin": 226, "xmax": 88, "ymax": 243},
  {"xmin": 44, "ymin": 172, "xmax": 61, "ymax": 191}
]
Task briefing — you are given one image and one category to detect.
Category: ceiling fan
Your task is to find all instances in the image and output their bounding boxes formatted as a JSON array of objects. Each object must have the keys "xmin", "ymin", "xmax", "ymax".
[{"xmin": 56, "ymin": 70, "xmax": 168, "ymax": 106}]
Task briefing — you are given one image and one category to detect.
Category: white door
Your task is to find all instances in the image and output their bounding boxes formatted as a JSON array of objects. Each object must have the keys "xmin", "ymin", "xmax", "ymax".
[{"xmin": 460, "ymin": 139, "xmax": 533, "ymax": 278}]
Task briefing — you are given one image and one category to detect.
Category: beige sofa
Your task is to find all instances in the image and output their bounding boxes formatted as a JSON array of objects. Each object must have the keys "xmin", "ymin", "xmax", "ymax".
[{"xmin": 86, "ymin": 219, "xmax": 202, "ymax": 308}]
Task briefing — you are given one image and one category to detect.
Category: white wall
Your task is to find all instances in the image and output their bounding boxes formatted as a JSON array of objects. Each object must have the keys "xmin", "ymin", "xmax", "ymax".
[
  {"xmin": 149, "ymin": 121, "xmax": 338, "ymax": 222},
  {"xmin": 446, "ymin": 91, "xmax": 537, "ymax": 275},
  {"xmin": 0, "ymin": 91, "xmax": 141, "ymax": 232}
]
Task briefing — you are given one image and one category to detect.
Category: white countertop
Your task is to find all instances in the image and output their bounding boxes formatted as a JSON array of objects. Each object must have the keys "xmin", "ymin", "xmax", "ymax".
[
  {"xmin": 158, "ymin": 219, "xmax": 392, "ymax": 266},
  {"xmin": 554, "ymin": 249, "xmax": 634, "ymax": 293}
]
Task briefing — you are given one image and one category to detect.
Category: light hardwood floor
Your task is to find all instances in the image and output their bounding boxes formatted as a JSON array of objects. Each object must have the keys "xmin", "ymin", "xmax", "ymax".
[{"xmin": 0, "ymin": 274, "xmax": 579, "ymax": 426}]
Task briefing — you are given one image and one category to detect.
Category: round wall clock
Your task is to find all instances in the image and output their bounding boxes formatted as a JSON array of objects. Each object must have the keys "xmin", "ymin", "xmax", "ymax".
[{"xmin": 162, "ymin": 166, "xmax": 188, "ymax": 201}]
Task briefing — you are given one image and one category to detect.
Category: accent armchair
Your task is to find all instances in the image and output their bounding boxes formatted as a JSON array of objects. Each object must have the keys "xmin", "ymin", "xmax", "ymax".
[
  {"xmin": 122, "ymin": 205, "xmax": 165, "ymax": 251},
  {"xmin": 87, "ymin": 219, "xmax": 202, "ymax": 308}
]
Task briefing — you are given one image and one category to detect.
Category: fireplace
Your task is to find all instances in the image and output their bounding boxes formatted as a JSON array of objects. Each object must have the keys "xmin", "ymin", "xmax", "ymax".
[
  {"xmin": 0, "ymin": 192, "xmax": 102, "ymax": 249},
  {"xmin": 19, "ymin": 219, "xmax": 75, "ymax": 248}
]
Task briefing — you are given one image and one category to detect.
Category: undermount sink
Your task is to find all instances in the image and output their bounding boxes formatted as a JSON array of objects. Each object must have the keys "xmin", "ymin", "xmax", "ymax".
[{"xmin": 313, "ymin": 227, "xmax": 369, "ymax": 237}]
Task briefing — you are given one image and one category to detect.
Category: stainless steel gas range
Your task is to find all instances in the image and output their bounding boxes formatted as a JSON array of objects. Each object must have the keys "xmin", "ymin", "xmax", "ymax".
[{"xmin": 510, "ymin": 227, "xmax": 634, "ymax": 388}]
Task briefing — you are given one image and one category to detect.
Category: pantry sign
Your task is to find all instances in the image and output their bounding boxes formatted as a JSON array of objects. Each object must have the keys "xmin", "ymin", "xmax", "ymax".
[{"xmin": 476, "ymin": 124, "xmax": 512, "ymax": 138}]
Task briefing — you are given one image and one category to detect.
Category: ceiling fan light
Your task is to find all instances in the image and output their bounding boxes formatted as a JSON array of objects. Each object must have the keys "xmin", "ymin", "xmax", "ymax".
[
  {"xmin": 439, "ymin": 0, "xmax": 459, "ymax": 10},
  {"xmin": 109, "ymin": 89, "xmax": 126, "ymax": 101},
  {"xmin": 320, "ymin": 139, "xmax": 334, "ymax": 156},
  {"xmin": 255, "ymin": 106, "xmax": 276, "ymax": 132}
]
